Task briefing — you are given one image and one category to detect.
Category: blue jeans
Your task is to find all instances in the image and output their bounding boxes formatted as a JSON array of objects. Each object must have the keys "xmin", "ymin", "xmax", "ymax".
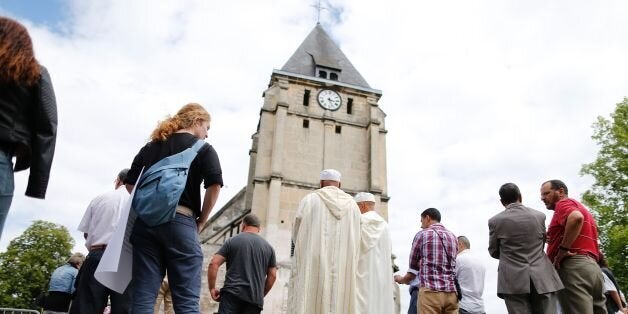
[
  {"xmin": 131, "ymin": 213, "xmax": 203, "ymax": 314},
  {"xmin": 0, "ymin": 148, "xmax": 14, "ymax": 241}
]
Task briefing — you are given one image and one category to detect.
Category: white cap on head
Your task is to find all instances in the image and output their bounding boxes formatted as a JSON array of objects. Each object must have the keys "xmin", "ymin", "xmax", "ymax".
[
  {"xmin": 320, "ymin": 169, "xmax": 341, "ymax": 182},
  {"xmin": 354, "ymin": 192, "xmax": 376, "ymax": 203}
]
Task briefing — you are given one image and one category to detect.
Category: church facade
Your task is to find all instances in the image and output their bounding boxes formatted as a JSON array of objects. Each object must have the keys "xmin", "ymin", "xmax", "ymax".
[{"xmin": 198, "ymin": 24, "xmax": 391, "ymax": 313}]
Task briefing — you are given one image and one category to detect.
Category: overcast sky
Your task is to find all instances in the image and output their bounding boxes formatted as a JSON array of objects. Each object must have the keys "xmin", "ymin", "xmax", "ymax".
[{"xmin": 1, "ymin": 0, "xmax": 627, "ymax": 312}]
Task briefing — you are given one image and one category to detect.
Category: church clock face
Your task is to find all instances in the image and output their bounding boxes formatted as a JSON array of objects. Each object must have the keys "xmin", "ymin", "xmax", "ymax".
[{"xmin": 317, "ymin": 89, "xmax": 342, "ymax": 111}]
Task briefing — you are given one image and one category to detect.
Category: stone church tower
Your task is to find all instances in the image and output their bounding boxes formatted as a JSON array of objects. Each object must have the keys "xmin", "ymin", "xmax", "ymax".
[{"xmin": 199, "ymin": 24, "xmax": 389, "ymax": 313}]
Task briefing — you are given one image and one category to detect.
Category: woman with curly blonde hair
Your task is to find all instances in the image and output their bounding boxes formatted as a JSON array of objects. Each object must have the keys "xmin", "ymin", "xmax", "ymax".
[
  {"xmin": 150, "ymin": 103, "xmax": 211, "ymax": 142},
  {"xmin": 124, "ymin": 103, "xmax": 223, "ymax": 313},
  {"xmin": 0, "ymin": 17, "xmax": 58, "ymax": 240}
]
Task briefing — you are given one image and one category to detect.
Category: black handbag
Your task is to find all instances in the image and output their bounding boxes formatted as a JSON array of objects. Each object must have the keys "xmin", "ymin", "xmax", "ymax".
[{"xmin": 435, "ymin": 230, "xmax": 463, "ymax": 301}]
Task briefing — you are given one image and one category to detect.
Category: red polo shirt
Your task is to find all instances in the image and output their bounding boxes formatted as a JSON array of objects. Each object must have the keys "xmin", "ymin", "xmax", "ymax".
[{"xmin": 547, "ymin": 198, "xmax": 600, "ymax": 261}]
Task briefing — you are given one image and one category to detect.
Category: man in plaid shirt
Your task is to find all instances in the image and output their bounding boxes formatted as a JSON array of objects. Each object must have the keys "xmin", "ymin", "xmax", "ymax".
[{"xmin": 410, "ymin": 208, "xmax": 459, "ymax": 313}]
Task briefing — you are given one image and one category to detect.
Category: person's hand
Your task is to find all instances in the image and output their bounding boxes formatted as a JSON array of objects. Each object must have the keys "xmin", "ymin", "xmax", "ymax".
[
  {"xmin": 553, "ymin": 248, "xmax": 576, "ymax": 269},
  {"xmin": 210, "ymin": 288, "xmax": 220, "ymax": 301},
  {"xmin": 197, "ymin": 220, "xmax": 206, "ymax": 234},
  {"xmin": 394, "ymin": 274, "xmax": 403, "ymax": 284}
]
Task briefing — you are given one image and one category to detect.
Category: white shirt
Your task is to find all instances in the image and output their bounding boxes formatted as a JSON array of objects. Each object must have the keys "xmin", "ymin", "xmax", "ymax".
[
  {"xmin": 602, "ymin": 272, "xmax": 617, "ymax": 293},
  {"xmin": 456, "ymin": 249, "xmax": 486, "ymax": 313},
  {"xmin": 78, "ymin": 187, "xmax": 129, "ymax": 249}
]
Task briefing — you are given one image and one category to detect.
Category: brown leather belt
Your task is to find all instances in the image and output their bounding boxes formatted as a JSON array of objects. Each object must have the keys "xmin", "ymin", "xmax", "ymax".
[
  {"xmin": 90, "ymin": 244, "xmax": 107, "ymax": 251},
  {"xmin": 176, "ymin": 205, "xmax": 193, "ymax": 217}
]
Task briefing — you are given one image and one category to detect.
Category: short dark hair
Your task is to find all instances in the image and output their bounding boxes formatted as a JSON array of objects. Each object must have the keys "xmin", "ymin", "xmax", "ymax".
[
  {"xmin": 420, "ymin": 208, "xmax": 441, "ymax": 222},
  {"xmin": 242, "ymin": 214, "xmax": 261, "ymax": 228},
  {"xmin": 499, "ymin": 183, "xmax": 521, "ymax": 205},
  {"xmin": 118, "ymin": 168, "xmax": 130, "ymax": 182},
  {"xmin": 544, "ymin": 179, "xmax": 568, "ymax": 195}
]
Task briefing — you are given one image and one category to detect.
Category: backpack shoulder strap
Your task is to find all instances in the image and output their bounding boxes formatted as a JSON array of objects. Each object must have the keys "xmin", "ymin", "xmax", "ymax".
[
  {"xmin": 191, "ymin": 139, "xmax": 205, "ymax": 153},
  {"xmin": 141, "ymin": 140, "xmax": 205, "ymax": 179},
  {"xmin": 175, "ymin": 139, "xmax": 205, "ymax": 165}
]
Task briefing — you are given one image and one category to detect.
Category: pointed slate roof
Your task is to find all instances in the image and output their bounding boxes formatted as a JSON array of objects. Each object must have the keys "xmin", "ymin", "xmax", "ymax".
[{"xmin": 281, "ymin": 24, "xmax": 371, "ymax": 89}]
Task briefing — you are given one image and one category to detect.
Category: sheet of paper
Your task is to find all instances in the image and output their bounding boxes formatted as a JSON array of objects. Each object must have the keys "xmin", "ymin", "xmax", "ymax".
[{"xmin": 94, "ymin": 169, "xmax": 142, "ymax": 293}]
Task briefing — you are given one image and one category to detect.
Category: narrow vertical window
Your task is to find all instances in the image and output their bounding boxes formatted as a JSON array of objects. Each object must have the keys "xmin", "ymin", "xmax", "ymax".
[
  {"xmin": 318, "ymin": 70, "xmax": 327, "ymax": 79},
  {"xmin": 330, "ymin": 73, "xmax": 338, "ymax": 81},
  {"xmin": 335, "ymin": 125, "xmax": 342, "ymax": 134},
  {"xmin": 303, "ymin": 89, "xmax": 310, "ymax": 106},
  {"xmin": 347, "ymin": 98, "xmax": 353, "ymax": 114},
  {"xmin": 303, "ymin": 119, "xmax": 309, "ymax": 128}
]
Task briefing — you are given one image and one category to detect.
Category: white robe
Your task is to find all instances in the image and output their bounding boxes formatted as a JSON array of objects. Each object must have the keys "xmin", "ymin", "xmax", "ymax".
[
  {"xmin": 356, "ymin": 210, "xmax": 395, "ymax": 314},
  {"xmin": 288, "ymin": 186, "xmax": 362, "ymax": 314}
]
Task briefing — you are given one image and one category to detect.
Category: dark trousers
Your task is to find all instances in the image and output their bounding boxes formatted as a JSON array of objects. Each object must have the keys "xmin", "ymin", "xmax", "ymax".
[
  {"xmin": 502, "ymin": 280, "xmax": 556, "ymax": 314},
  {"xmin": 459, "ymin": 308, "xmax": 485, "ymax": 314},
  {"xmin": 69, "ymin": 249, "xmax": 132, "ymax": 314},
  {"xmin": 43, "ymin": 291, "xmax": 72, "ymax": 312},
  {"xmin": 408, "ymin": 287, "xmax": 418, "ymax": 314},
  {"xmin": 218, "ymin": 291, "xmax": 262, "ymax": 314}
]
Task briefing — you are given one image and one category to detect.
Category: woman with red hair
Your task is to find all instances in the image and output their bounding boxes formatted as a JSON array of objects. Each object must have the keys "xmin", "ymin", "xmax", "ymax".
[
  {"xmin": 124, "ymin": 103, "xmax": 222, "ymax": 313},
  {"xmin": 0, "ymin": 17, "xmax": 58, "ymax": 240}
]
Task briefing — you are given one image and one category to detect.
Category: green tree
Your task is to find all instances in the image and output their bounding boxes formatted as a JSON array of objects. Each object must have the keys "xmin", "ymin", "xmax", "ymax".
[
  {"xmin": 580, "ymin": 98, "xmax": 628, "ymax": 290},
  {"xmin": 0, "ymin": 220, "xmax": 74, "ymax": 309}
]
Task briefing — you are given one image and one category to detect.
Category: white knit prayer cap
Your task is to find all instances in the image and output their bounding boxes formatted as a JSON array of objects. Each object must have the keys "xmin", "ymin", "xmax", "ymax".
[
  {"xmin": 354, "ymin": 192, "xmax": 376, "ymax": 203},
  {"xmin": 320, "ymin": 169, "xmax": 341, "ymax": 182}
]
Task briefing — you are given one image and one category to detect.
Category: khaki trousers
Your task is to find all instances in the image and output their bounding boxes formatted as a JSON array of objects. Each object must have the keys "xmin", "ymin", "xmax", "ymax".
[
  {"xmin": 419, "ymin": 287, "xmax": 459, "ymax": 314},
  {"xmin": 556, "ymin": 255, "xmax": 606, "ymax": 314}
]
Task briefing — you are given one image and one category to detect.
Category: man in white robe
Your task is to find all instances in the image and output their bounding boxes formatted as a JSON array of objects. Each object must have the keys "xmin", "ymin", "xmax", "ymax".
[
  {"xmin": 288, "ymin": 169, "xmax": 362, "ymax": 314},
  {"xmin": 355, "ymin": 192, "xmax": 395, "ymax": 314}
]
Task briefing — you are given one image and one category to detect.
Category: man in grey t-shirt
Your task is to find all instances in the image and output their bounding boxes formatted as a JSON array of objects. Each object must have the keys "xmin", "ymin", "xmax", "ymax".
[{"xmin": 207, "ymin": 214, "xmax": 277, "ymax": 314}]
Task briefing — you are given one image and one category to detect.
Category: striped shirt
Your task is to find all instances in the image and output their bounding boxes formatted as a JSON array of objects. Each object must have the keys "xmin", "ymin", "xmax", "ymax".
[
  {"xmin": 547, "ymin": 198, "xmax": 600, "ymax": 261},
  {"xmin": 409, "ymin": 223, "xmax": 458, "ymax": 292}
]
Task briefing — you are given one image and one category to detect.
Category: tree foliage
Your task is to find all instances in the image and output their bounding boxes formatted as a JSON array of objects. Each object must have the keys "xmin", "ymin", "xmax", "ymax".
[
  {"xmin": 0, "ymin": 220, "xmax": 74, "ymax": 309},
  {"xmin": 580, "ymin": 98, "xmax": 628, "ymax": 290}
]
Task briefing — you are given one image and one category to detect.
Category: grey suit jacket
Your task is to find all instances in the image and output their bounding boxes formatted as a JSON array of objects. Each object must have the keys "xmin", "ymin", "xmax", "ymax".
[{"xmin": 488, "ymin": 203, "xmax": 563, "ymax": 296}]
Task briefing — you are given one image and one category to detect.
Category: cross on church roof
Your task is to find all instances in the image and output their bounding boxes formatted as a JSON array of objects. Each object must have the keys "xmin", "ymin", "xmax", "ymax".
[{"xmin": 311, "ymin": 0, "xmax": 326, "ymax": 24}]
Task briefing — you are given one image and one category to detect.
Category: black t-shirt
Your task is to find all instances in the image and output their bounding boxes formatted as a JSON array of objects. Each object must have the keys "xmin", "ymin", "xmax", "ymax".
[
  {"xmin": 125, "ymin": 133, "xmax": 223, "ymax": 218},
  {"xmin": 217, "ymin": 232, "xmax": 277, "ymax": 307}
]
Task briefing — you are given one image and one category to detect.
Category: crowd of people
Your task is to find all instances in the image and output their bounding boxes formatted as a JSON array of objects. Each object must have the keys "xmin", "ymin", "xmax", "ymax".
[
  {"xmin": 392, "ymin": 181, "xmax": 626, "ymax": 314},
  {"xmin": 2, "ymin": 15, "xmax": 626, "ymax": 314}
]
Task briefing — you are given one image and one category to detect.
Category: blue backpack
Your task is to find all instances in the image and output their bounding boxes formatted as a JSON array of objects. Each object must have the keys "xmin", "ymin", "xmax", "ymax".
[{"xmin": 132, "ymin": 140, "xmax": 205, "ymax": 226}]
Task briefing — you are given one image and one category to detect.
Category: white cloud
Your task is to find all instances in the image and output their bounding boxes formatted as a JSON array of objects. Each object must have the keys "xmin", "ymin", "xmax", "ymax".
[{"xmin": 2, "ymin": 0, "xmax": 628, "ymax": 312}]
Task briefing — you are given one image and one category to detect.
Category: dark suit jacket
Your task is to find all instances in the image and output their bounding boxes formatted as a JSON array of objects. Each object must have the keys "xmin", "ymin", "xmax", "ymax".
[{"xmin": 488, "ymin": 203, "xmax": 563, "ymax": 296}]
